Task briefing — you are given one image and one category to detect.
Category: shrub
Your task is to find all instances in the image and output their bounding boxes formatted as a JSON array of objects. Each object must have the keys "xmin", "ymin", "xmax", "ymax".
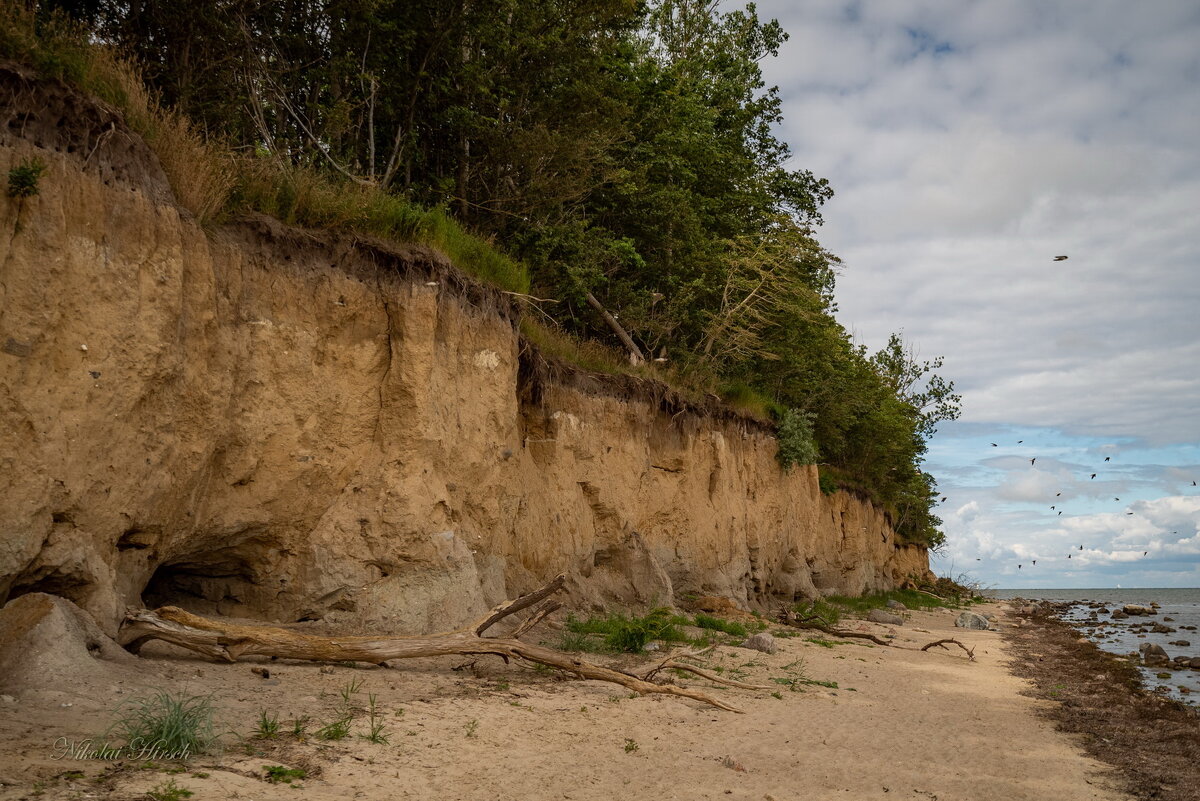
[
  {"xmin": 774, "ymin": 407, "xmax": 818, "ymax": 471},
  {"xmin": 6, "ymin": 157, "xmax": 46, "ymax": 198}
]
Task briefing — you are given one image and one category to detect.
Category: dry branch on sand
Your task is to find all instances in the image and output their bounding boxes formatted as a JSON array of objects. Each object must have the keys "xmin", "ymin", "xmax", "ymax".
[
  {"xmin": 776, "ymin": 608, "xmax": 893, "ymax": 646},
  {"xmin": 777, "ymin": 608, "xmax": 978, "ymax": 660},
  {"xmin": 919, "ymin": 638, "xmax": 976, "ymax": 660},
  {"xmin": 119, "ymin": 575, "xmax": 747, "ymax": 712}
]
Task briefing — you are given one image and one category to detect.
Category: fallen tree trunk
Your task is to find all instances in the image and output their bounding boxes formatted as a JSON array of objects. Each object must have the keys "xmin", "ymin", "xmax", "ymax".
[{"xmin": 118, "ymin": 574, "xmax": 744, "ymax": 712}]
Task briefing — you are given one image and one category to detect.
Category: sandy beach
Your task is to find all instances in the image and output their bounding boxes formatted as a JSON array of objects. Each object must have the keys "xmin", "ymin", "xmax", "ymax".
[{"xmin": 0, "ymin": 600, "xmax": 1155, "ymax": 801}]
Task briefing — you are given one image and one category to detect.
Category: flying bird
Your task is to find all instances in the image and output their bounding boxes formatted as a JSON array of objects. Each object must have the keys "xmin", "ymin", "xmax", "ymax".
[
  {"xmin": 1056, "ymin": 492, "xmax": 1061, "ymax": 497},
  {"xmin": 1018, "ymin": 440, "xmax": 1024, "ymax": 444},
  {"xmin": 1127, "ymin": 512, "xmax": 1134, "ymax": 515},
  {"xmin": 1058, "ymin": 511, "xmax": 1062, "ymax": 515},
  {"xmin": 1143, "ymin": 551, "xmax": 1148, "ymax": 556},
  {"xmin": 940, "ymin": 496, "xmax": 947, "ymax": 502},
  {"xmin": 991, "ymin": 443, "xmax": 998, "ymax": 447},
  {"xmin": 1032, "ymin": 560, "xmax": 1037, "ymax": 565},
  {"xmin": 1050, "ymin": 505, "xmax": 1056, "ymax": 510},
  {"xmin": 1104, "ymin": 457, "xmax": 1111, "ymax": 462},
  {"xmin": 1018, "ymin": 564, "xmax": 1022, "ymax": 569},
  {"xmin": 1114, "ymin": 497, "xmax": 1120, "ymax": 501},
  {"xmin": 1031, "ymin": 458, "xmax": 1037, "ymax": 465},
  {"xmin": 1067, "ymin": 554, "xmax": 1071, "ymax": 559},
  {"xmin": 1053, "ymin": 255, "xmax": 1069, "ymax": 261},
  {"xmin": 1079, "ymin": 545, "xmax": 1084, "ymax": 550},
  {"xmin": 1090, "ymin": 474, "xmax": 1097, "ymax": 479}
]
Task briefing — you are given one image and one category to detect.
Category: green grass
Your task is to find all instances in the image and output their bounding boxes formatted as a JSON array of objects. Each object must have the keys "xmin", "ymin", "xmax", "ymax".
[
  {"xmin": 563, "ymin": 608, "xmax": 690, "ymax": 654},
  {"xmin": 253, "ymin": 711, "xmax": 280, "ymax": 739},
  {"xmin": 314, "ymin": 716, "xmax": 352, "ymax": 741},
  {"xmin": 263, "ymin": 765, "xmax": 306, "ymax": 784},
  {"xmin": 146, "ymin": 779, "xmax": 193, "ymax": 801},
  {"xmin": 107, "ymin": 690, "xmax": 218, "ymax": 758},
  {"xmin": 794, "ymin": 589, "xmax": 965, "ymax": 626},
  {"xmin": 692, "ymin": 614, "xmax": 748, "ymax": 638}
]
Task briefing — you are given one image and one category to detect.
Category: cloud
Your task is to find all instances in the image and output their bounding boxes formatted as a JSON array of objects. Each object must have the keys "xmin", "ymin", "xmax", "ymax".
[
  {"xmin": 756, "ymin": 0, "xmax": 1200, "ymax": 443},
  {"xmin": 751, "ymin": 1, "xmax": 1200, "ymax": 585}
]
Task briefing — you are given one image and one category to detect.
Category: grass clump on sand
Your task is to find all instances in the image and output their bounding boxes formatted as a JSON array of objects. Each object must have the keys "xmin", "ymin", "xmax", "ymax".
[
  {"xmin": 692, "ymin": 613, "xmax": 749, "ymax": 638},
  {"xmin": 107, "ymin": 690, "xmax": 219, "ymax": 757},
  {"xmin": 794, "ymin": 587, "xmax": 973, "ymax": 624},
  {"xmin": 559, "ymin": 608, "xmax": 690, "ymax": 654}
]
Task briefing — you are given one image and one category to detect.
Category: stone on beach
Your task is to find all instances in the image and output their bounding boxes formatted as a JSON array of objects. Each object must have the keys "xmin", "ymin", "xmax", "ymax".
[
  {"xmin": 739, "ymin": 632, "xmax": 777, "ymax": 655},
  {"xmin": 867, "ymin": 609, "xmax": 904, "ymax": 625},
  {"xmin": 955, "ymin": 611, "xmax": 991, "ymax": 630}
]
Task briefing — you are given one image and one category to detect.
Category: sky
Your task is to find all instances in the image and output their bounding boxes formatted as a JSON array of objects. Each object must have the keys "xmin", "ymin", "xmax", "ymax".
[{"xmin": 753, "ymin": 0, "xmax": 1200, "ymax": 589}]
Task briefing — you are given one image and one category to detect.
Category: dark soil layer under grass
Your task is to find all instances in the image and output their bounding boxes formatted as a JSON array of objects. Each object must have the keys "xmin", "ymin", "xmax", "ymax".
[{"xmin": 1003, "ymin": 604, "xmax": 1200, "ymax": 801}]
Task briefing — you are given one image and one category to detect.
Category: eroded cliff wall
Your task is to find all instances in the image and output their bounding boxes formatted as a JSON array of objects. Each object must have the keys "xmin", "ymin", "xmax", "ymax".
[{"xmin": 0, "ymin": 68, "xmax": 930, "ymax": 634}]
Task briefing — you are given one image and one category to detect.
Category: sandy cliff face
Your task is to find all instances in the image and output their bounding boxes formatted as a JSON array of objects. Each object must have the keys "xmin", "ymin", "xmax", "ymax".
[{"xmin": 0, "ymin": 68, "xmax": 930, "ymax": 634}]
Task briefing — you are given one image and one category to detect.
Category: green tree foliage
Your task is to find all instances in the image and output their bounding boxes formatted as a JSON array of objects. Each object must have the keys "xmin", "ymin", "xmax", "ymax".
[{"xmin": 37, "ymin": 0, "xmax": 957, "ymax": 547}]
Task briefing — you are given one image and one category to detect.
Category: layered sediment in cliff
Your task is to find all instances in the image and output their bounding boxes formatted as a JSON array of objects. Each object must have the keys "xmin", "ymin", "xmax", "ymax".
[{"xmin": 0, "ymin": 66, "xmax": 930, "ymax": 635}]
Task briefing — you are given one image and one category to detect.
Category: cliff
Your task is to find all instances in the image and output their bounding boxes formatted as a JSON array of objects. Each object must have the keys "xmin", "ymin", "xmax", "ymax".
[{"xmin": 0, "ymin": 66, "xmax": 931, "ymax": 635}]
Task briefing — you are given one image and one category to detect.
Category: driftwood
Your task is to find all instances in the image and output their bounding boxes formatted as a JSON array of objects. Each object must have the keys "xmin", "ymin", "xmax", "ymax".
[
  {"xmin": 919, "ymin": 638, "xmax": 976, "ymax": 660},
  {"xmin": 640, "ymin": 647, "xmax": 773, "ymax": 691},
  {"xmin": 778, "ymin": 608, "xmax": 978, "ymax": 660},
  {"xmin": 777, "ymin": 609, "xmax": 893, "ymax": 646},
  {"xmin": 118, "ymin": 575, "xmax": 744, "ymax": 712}
]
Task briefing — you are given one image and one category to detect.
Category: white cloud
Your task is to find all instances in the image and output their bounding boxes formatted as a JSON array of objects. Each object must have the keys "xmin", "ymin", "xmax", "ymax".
[{"xmin": 752, "ymin": 0, "xmax": 1200, "ymax": 585}]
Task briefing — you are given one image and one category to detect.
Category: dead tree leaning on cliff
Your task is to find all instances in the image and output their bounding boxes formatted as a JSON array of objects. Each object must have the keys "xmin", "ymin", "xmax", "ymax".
[{"xmin": 119, "ymin": 574, "xmax": 751, "ymax": 712}]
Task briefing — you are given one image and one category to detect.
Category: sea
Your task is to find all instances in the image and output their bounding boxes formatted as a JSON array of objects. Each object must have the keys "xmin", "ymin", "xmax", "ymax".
[{"xmin": 989, "ymin": 588, "xmax": 1200, "ymax": 705}]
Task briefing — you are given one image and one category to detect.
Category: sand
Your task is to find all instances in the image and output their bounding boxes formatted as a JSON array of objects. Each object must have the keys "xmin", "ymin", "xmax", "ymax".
[{"xmin": 0, "ymin": 602, "xmax": 1131, "ymax": 801}]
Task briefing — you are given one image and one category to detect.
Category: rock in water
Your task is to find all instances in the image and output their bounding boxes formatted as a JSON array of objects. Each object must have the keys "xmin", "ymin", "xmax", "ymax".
[
  {"xmin": 1139, "ymin": 642, "xmax": 1170, "ymax": 666},
  {"xmin": 867, "ymin": 609, "xmax": 904, "ymax": 625},
  {"xmin": 955, "ymin": 612, "xmax": 990, "ymax": 630},
  {"xmin": 739, "ymin": 632, "xmax": 777, "ymax": 655}
]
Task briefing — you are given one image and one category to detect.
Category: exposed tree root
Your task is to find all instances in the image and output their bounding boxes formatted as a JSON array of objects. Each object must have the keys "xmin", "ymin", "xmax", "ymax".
[{"xmin": 119, "ymin": 575, "xmax": 745, "ymax": 712}]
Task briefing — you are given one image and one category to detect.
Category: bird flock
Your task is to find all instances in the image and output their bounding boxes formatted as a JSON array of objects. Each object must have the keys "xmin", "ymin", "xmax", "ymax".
[{"xmin": 953, "ymin": 438, "xmax": 1198, "ymax": 573}]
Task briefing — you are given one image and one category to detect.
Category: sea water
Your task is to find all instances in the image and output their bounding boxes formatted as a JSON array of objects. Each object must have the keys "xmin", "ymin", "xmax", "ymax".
[{"xmin": 990, "ymin": 588, "xmax": 1200, "ymax": 705}]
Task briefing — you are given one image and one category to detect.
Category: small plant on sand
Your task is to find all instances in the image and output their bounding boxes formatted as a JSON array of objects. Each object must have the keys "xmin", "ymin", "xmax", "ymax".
[
  {"xmin": 107, "ymin": 690, "xmax": 218, "ymax": 757},
  {"xmin": 360, "ymin": 693, "xmax": 389, "ymax": 745},
  {"xmin": 263, "ymin": 765, "xmax": 306, "ymax": 784},
  {"xmin": 146, "ymin": 778, "xmax": 193, "ymax": 801},
  {"xmin": 464, "ymin": 719, "xmax": 479, "ymax": 738},
  {"xmin": 339, "ymin": 678, "xmax": 364, "ymax": 707},
  {"xmin": 253, "ymin": 711, "xmax": 280, "ymax": 739},
  {"xmin": 693, "ymin": 614, "xmax": 748, "ymax": 637},
  {"xmin": 314, "ymin": 715, "xmax": 353, "ymax": 741},
  {"xmin": 624, "ymin": 738, "xmax": 639, "ymax": 753},
  {"xmin": 289, "ymin": 715, "xmax": 310, "ymax": 738}
]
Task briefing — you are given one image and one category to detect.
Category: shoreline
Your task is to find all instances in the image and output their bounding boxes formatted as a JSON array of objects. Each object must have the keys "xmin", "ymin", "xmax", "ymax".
[{"xmin": 1003, "ymin": 604, "xmax": 1200, "ymax": 801}]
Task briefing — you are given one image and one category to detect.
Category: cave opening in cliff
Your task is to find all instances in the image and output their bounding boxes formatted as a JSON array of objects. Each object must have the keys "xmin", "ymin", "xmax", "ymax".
[{"xmin": 141, "ymin": 553, "xmax": 260, "ymax": 615}]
